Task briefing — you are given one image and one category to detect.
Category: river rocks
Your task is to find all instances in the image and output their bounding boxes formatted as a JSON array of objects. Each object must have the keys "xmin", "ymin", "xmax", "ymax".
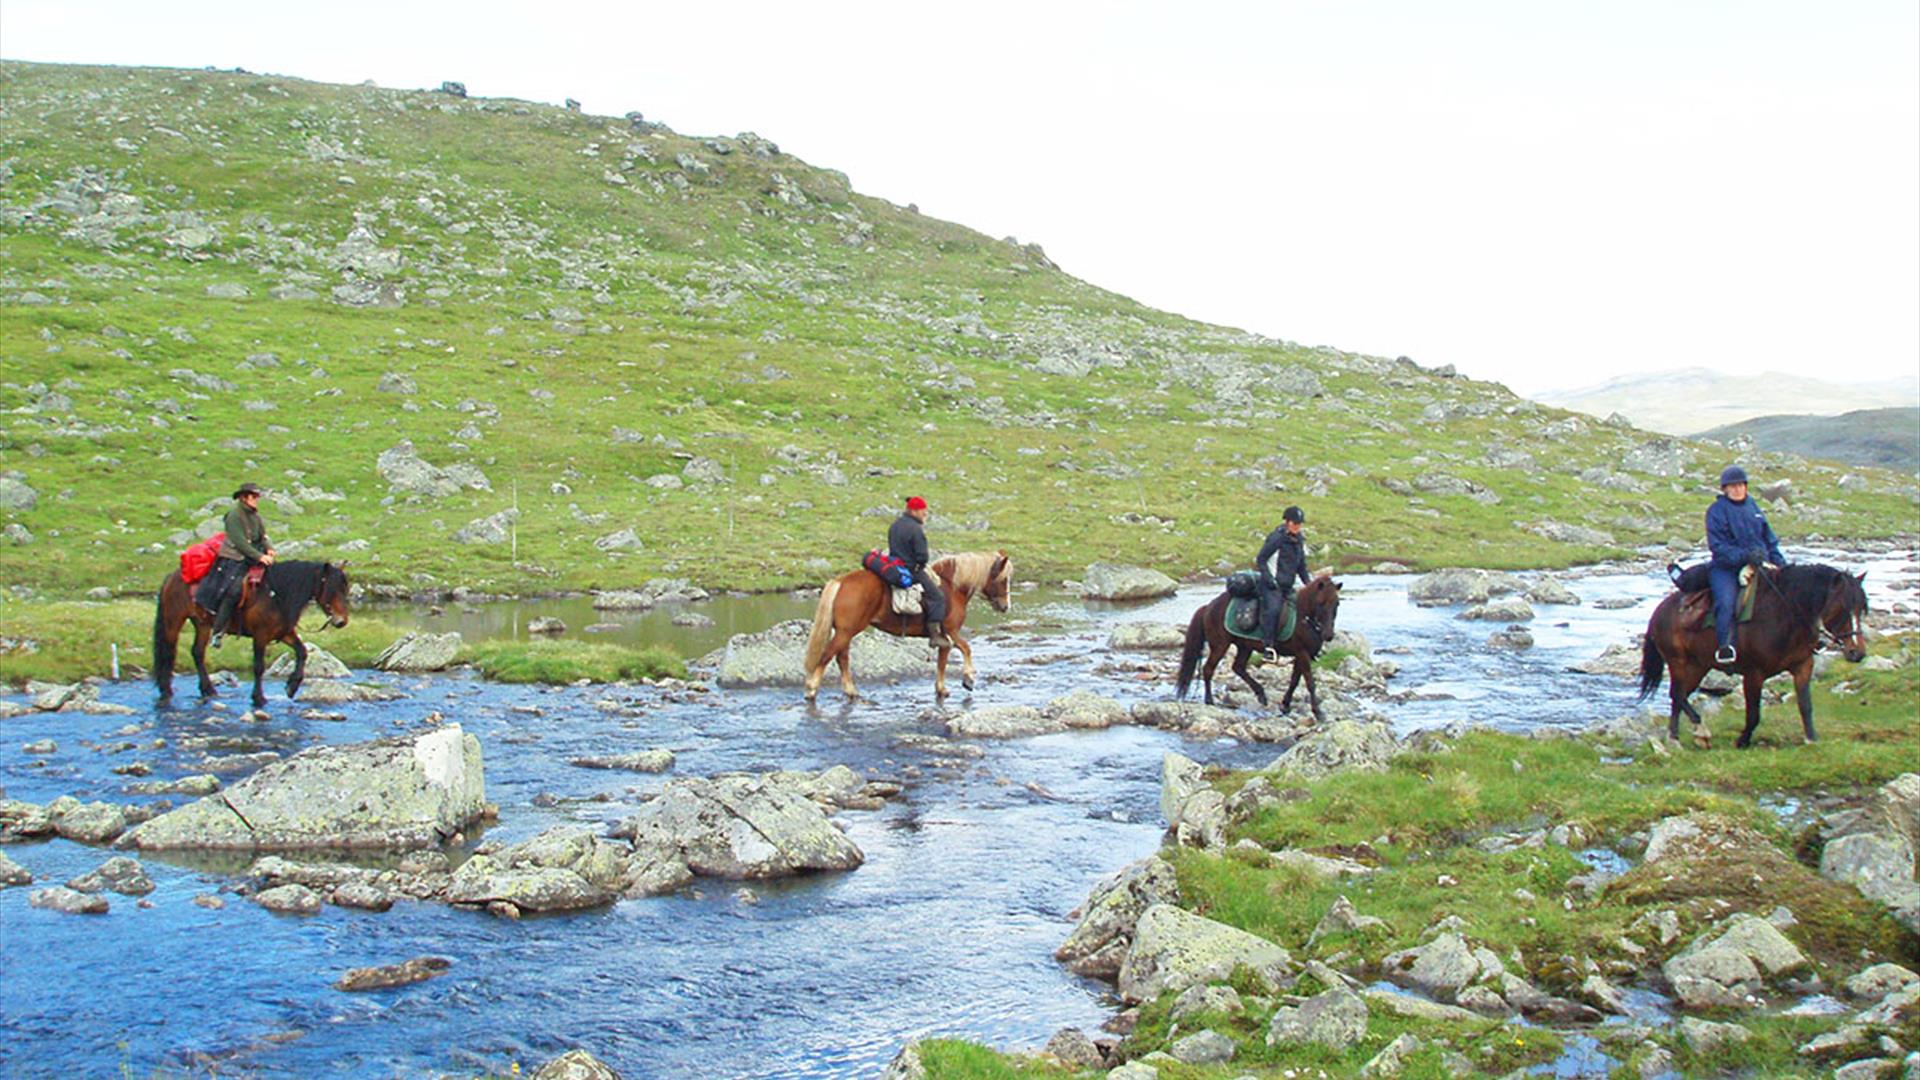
[
  {"xmin": 449, "ymin": 828, "xmax": 628, "ymax": 913},
  {"xmin": 1662, "ymin": 912, "xmax": 1810, "ymax": 1008},
  {"xmin": 1042, "ymin": 1027, "xmax": 1103, "ymax": 1067},
  {"xmin": 0, "ymin": 850, "xmax": 30, "ymax": 887},
  {"xmin": 1169, "ymin": 1029, "xmax": 1235, "ymax": 1064},
  {"xmin": 1571, "ymin": 642, "xmax": 1644, "ymax": 678},
  {"xmin": 30, "ymin": 886, "xmax": 108, "ymax": 914},
  {"xmin": 264, "ymin": 645, "xmax": 352, "ymax": 680},
  {"xmin": 1486, "ymin": 629, "xmax": 1534, "ymax": 650},
  {"xmin": 1266, "ymin": 984, "xmax": 1369, "ymax": 1049},
  {"xmin": 126, "ymin": 774, "xmax": 222, "ymax": 797},
  {"xmin": 947, "ymin": 705, "xmax": 1060, "ymax": 739},
  {"xmin": 256, "ymin": 883, "xmax": 323, "ymax": 914},
  {"xmin": 1161, "ymin": 753, "xmax": 1226, "ymax": 850},
  {"xmin": 19, "ymin": 738, "xmax": 55, "ymax": 756},
  {"xmin": 1056, "ymin": 856, "xmax": 1181, "ymax": 979},
  {"xmin": 1460, "ymin": 597, "xmax": 1535, "ymax": 622},
  {"xmin": 1081, "ymin": 563, "xmax": 1177, "ymax": 601},
  {"xmin": 31, "ymin": 680, "xmax": 97, "ymax": 712},
  {"xmin": 1381, "ymin": 932, "xmax": 1506, "ymax": 1002},
  {"xmin": 532, "ymin": 1049, "xmax": 623, "ymax": 1080},
  {"xmin": 51, "ymin": 800, "xmax": 127, "ymax": 844},
  {"xmin": 372, "ymin": 631, "xmax": 463, "ymax": 672},
  {"xmin": 878, "ymin": 1044, "xmax": 926, "ymax": 1080},
  {"xmin": 1117, "ymin": 903, "xmax": 1291, "ymax": 1003},
  {"xmin": 0, "ymin": 799, "xmax": 54, "ymax": 839},
  {"xmin": 1128, "ymin": 702, "xmax": 1264, "ymax": 741},
  {"xmin": 618, "ymin": 773, "xmax": 863, "ymax": 879},
  {"xmin": 1523, "ymin": 519, "xmax": 1616, "ymax": 547},
  {"xmin": 67, "ymin": 856, "xmax": 153, "ymax": 895},
  {"xmin": 1678, "ymin": 1017, "xmax": 1753, "ymax": 1054},
  {"xmin": 121, "ymin": 727, "xmax": 486, "ymax": 851},
  {"xmin": 334, "ymin": 955, "xmax": 450, "ymax": 992},
  {"xmin": 1821, "ymin": 773, "xmax": 1920, "ymax": 929},
  {"xmin": 1527, "ymin": 576, "xmax": 1582, "ymax": 605},
  {"xmin": 1266, "ymin": 719, "xmax": 1399, "ymax": 779},
  {"xmin": 1043, "ymin": 691, "xmax": 1130, "ymax": 729},
  {"xmin": 526, "ymin": 616, "xmax": 566, "ymax": 634},
  {"xmin": 1407, "ymin": 568, "xmax": 1492, "ymax": 607},
  {"xmin": 1107, "ymin": 623, "xmax": 1186, "ymax": 651},
  {"xmin": 715, "ymin": 619, "xmax": 930, "ymax": 688},
  {"xmin": 569, "ymin": 750, "xmax": 675, "ymax": 772},
  {"xmin": 331, "ymin": 882, "xmax": 395, "ymax": 911}
]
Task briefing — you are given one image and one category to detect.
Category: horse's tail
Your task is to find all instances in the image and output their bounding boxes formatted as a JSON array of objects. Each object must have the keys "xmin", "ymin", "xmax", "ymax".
[
  {"xmin": 152, "ymin": 578, "xmax": 177, "ymax": 693},
  {"xmin": 1175, "ymin": 603, "xmax": 1208, "ymax": 700},
  {"xmin": 1636, "ymin": 627, "xmax": 1665, "ymax": 702},
  {"xmin": 803, "ymin": 579, "xmax": 841, "ymax": 672}
]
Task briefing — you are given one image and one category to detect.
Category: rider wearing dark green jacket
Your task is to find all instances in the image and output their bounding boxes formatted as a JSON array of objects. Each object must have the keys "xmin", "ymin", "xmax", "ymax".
[{"xmin": 208, "ymin": 482, "xmax": 276, "ymax": 647}]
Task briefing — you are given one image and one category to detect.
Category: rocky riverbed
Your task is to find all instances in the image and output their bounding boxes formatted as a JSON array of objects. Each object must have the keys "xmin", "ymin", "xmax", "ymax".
[{"xmin": 2, "ymin": 546, "xmax": 1917, "ymax": 1078}]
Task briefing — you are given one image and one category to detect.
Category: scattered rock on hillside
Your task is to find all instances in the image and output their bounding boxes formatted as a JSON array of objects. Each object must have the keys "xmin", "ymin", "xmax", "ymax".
[
  {"xmin": 1056, "ymin": 856, "xmax": 1181, "ymax": 980},
  {"xmin": 1118, "ymin": 903, "xmax": 1292, "ymax": 1003},
  {"xmin": 1662, "ymin": 913, "xmax": 1810, "ymax": 1009},
  {"xmin": 376, "ymin": 440, "xmax": 488, "ymax": 499},
  {"xmin": 0, "ymin": 474, "xmax": 40, "ymax": 512},
  {"xmin": 1266, "ymin": 720, "xmax": 1399, "ymax": 779},
  {"xmin": 120, "ymin": 727, "xmax": 485, "ymax": 851},
  {"xmin": 1267, "ymin": 984, "xmax": 1370, "ymax": 1050},
  {"xmin": 454, "ymin": 508, "xmax": 520, "ymax": 544},
  {"xmin": 1081, "ymin": 563, "xmax": 1177, "ymax": 601}
]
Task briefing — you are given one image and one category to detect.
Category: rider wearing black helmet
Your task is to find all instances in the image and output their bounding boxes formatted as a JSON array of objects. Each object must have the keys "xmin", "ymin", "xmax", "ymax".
[
  {"xmin": 1705, "ymin": 465, "xmax": 1785, "ymax": 665},
  {"xmin": 1255, "ymin": 505, "xmax": 1311, "ymax": 661}
]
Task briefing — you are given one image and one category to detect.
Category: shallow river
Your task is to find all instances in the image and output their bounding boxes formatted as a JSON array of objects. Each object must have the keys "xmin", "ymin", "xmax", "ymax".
[{"xmin": 2, "ymin": 546, "xmax": 1912, "ymax": 1078}]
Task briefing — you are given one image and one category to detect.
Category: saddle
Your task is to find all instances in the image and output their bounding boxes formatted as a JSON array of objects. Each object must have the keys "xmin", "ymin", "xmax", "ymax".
[
  {"xmin": 194, "ymin": 562, "xmax": 267, "ymax": 616},
  {"xmin": 1225, "ymin": 593, "xmax": 1294, "ymax": 643},
  {"xmin": 1678, "ymin": 566, "xmax": 1762, "ymax": 633}
]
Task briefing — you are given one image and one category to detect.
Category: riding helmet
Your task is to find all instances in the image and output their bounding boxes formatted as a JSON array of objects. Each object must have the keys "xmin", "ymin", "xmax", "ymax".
[
  {"xmin": 1282, "ymin": 505, "xmax": 1305, "ymax": 524},
  {"xmin": 1717, "ymin": 465, "xmax": 1748, "ymax": 488},
  {"xmin": 232, "ymin": 482, "xmax": 265, "ymax": 499}
]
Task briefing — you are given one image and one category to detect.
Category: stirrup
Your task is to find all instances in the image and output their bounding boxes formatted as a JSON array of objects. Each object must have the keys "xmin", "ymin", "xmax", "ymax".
[
  {"xmin": 1259, "ymin": 645, "xmax": 1279, "ymax": 662},
  {"xmin": 1715, "ymin": 645, "xmax": 1736, "ymax": 665}
]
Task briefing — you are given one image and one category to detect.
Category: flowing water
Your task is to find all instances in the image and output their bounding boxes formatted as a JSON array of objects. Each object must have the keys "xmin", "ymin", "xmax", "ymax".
[{"xmin": 2, "ymin": 546, "xmax": 1912, "ymax": 1078}]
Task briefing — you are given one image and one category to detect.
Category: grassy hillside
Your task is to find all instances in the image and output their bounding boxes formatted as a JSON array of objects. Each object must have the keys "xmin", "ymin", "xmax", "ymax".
[
  {"xmin": 1, "ymin": 61, "xmax": 1914, "ymax": 601},
  {"xmin": 1700, "ymin": 407, "xmax": 1919, "ymax": 474}
]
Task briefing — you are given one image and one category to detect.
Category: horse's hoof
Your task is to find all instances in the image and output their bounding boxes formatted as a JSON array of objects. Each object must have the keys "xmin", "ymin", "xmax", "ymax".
[
  {"xmin": 961, "ymin": 678, "xmax": 974, "ymax": 692},
  {"xmin": 1692, "ymin": 734, "xmax": 1712, "ymax": 750}
]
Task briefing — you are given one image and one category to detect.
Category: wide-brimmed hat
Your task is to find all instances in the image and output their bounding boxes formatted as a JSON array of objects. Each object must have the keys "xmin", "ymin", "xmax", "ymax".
[{"xmin": 232, "ymin": 482, "xmax": 265, "ymax": 499}]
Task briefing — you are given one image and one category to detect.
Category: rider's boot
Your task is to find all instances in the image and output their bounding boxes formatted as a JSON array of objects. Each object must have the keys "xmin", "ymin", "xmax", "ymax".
[
  {"xmin": 209, "ymin": 588, "xmax": 240, "ymax": 649},
  {"xmin": 927, "ymin": 619, "xmax": 952, "ymax": 650}
]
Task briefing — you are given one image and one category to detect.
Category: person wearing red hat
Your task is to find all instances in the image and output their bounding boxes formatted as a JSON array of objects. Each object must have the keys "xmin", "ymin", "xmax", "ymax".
[{"xmin": 888, "ymin": 496, "xmax": 951, "ymax": 648}]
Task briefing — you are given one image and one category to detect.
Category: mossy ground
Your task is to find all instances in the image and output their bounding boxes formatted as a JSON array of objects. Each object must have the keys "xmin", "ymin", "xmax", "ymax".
[{"xmin": 922, "ymin": 654, "xmax": 1920, "ymax": 1078}]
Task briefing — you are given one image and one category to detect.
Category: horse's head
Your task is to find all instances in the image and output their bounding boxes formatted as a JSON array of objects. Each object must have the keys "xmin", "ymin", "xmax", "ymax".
[
  {"xmin": 982, "ymin": 552, "xmax": 1012, "ymax": 613},
  {"xmin": 1820, "ymin": 570, "xmax": 1868, "ymax": 663},
  {"xmin": 1306, "ymin": 574, "xmax": 1343, "ymax": 640},
  {"xmin": 317, "ymin": 561, "xmax": 352, "ymax": 629}
]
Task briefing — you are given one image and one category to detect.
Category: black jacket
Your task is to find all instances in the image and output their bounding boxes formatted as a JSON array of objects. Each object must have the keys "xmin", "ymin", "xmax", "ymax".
[
  {"xmin": 1256, "ymin": 527, "xmax": 1310, "ymax": 590},
  {"xmin": 888, "ymin": 513, "xmax": 931, "ymax": 572}
]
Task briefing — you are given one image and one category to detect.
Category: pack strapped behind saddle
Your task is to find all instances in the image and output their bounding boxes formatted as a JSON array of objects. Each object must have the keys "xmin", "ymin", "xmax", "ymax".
[
  {"xmin": 1225, "ymin": 570, "xmax": 1260, "ymax": 598},
  {"xmin": 862, "ymin": 549, "xmax": 914, "ymax": 589},
  {"xmin": 179, "ymin": 532, "xmax": 226, "ymax": 585},
  {"xmin": 1225, "ymin": 594, "xmax": 1294, "ymax": 643},
  {"xmin": 890, "ymin": 584, "xmax": 924, "ymax": 615}
]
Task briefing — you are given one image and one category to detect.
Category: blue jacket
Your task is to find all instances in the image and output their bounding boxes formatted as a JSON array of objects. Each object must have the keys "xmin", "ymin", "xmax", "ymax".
[{"xmin": 1706, "ymin": 494, "xmax": 1784, "ymax": 571}]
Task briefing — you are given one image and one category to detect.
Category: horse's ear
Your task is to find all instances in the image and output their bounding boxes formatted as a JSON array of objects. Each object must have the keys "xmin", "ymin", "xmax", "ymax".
[
  {"xmin": 1334, "ymin": 580, "xmax": 1343, "ymax": 590},
  {"xmin": 990, "ymin": 554, "xmax": 1008, "ymax": 580}
]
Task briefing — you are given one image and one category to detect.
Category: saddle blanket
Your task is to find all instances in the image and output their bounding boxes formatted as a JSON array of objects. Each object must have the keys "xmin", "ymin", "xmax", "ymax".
[
  {"xmin": 1678, "ymin": 567, "xmax": 1761, "ymax": 632},
  {"xmin": 1224, "ymin": 594, "xmax": 1294, "ymax": 643},
  {"xmin": 890, "ymin": 583, "xmax": 924, "ymax": 615}
]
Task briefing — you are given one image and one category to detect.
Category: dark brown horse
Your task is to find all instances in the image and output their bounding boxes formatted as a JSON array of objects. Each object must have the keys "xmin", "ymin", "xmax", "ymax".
[
  {"xmin": 154, "ymin": 560, "xmax": 352, "ymax": 707},
  {"xmin": 1176, "ymin": 574, "xmax": 1343, "ymax": 720},
  {"xmin": 803, "ymin": 551, "xmax": 1011, "ymax": 701},
  {"xmin": 1638, "ymin": 563, "xmax": 1868, "ymax": 748}
]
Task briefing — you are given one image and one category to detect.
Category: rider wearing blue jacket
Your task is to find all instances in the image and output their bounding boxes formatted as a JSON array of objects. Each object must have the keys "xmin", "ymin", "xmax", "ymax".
[{"xmin": 1705, "ymin": 465, "xmax": 1785, "ymax": 665}]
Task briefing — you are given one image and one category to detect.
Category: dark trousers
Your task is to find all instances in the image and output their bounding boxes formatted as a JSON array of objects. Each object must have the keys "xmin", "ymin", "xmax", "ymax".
[
  {"xmin": 198, "ymin": 557, "xmax": 244, "ymax": 610},
  {"xmin": 1257, "ymin": 582, "xmax": 1292, "ymax": 646},
  {"xmin": 911, "ymin": 568, "xmax": 947, "ymax": 631},
  {"xmin": 1709, "ymin": 565, "xmax": 1741, "ymax": 649}
]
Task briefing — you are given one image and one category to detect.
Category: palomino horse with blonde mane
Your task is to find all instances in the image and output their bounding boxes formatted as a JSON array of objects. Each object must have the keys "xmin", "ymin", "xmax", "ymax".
[{"xmin": 803, "ymin": 550, "xmax": 1012, "ymax": 701}]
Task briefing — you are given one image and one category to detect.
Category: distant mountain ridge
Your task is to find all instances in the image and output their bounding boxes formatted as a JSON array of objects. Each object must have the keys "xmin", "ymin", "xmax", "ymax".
[
  {"xmin": 1700, "ymin": 407, "xmax": 1919, "ymax": 474},
  {"xmin": 1536, "ymin": 368, "xmax": 1920, "ymax": 437}
]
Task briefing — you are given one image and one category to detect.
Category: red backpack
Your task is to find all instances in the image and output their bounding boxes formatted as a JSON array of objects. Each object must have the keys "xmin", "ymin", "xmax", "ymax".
[
  {"xmin": 180, "ymin": 533, "xmax": 226, "ymax": 584},
  {"xmin": 862, "ymin": 549, "xmax": 914, "ymax": 588}
]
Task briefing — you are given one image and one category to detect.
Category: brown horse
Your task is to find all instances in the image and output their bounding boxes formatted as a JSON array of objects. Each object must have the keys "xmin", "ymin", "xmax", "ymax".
[
  {"xmin": 1176, "ymin": 574, "xmax": 1343, "ymax": 720},
  {"xmin": 803, "ymin": 550, "xmax": 1011, "ymax": 701},
  {"xmin": 153, "ymin": 560, "xmax": 353, "ymax": 707},
  {"xmin": 1638, "ymin": 563, "xmax": 1868, "ymax": 748}
]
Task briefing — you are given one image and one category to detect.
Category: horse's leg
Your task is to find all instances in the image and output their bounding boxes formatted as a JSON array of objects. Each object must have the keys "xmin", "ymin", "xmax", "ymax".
[
  {"xmin": 191, "ymin": 617, "xmax": 216, "ymax": 697},
  {"xmin": 285, "ymin": 634, "xmax": 307, "ymax": 700},
  {"xmin": 1200, "ymin": 639, "xmax": 1225, "ymax": 706},
  {"xmin": 1789, "ymin": 658, "xmax": 1816, "ymax": 743},
  {"xmin": 934, "ymin": 644, "xmax": 951, "ymax": 698},
  {"xmin": 1735, "ymin": 668, "xmax": 1765, "ymax": 749},
  {"xmin": 1668, "ymin": 655, "xmax": 1710, "ymax": 747},
  {"xmin": 1229, "ymin": 647, "xmax": 1267, "ymax": 708},
  {"xmin": 835, "ymin": 631, "xmax": 858, "ymax": 700},
  {"xmin": 251, "ymin": 638, "xmax": 269, "ymax": 708},
  {"xmin": 1280, "ymin": 659, "xmax": 1305, "ymax": 714},
  {"xmin": 956, "ymin": 634, "xmax": 976, "ymax": 692},
  {"xmin": 1302, "ymin": 655, "xmax": 1323, "ymax": 723}
]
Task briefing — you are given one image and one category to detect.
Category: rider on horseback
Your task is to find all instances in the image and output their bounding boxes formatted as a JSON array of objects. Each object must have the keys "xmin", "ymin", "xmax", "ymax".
[
  {"xmin": 206, "ymin": 482, "xmax": 277, "ymax": 648},
  {"xmin": 889, "ymin": 496, "xmax": 952, "ymax": 649},
  {"xmin": 1255, "ymin": 505, "xmax": 1310, "ymax": 662},
  {"xmin": 1706, "ymin": 465, "xmax": 1785, "ymax": 665}
]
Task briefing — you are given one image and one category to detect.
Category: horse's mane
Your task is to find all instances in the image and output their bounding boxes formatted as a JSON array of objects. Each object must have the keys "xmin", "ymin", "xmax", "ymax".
[
  {"xmin": 931, "ymin": 551, "xmax": 1007, "ymax": 594},
  {"xmin": 263, "ymin": 560, "xmax": 333, "ymax": 623},
  {"xmin": 1775, "ymin": 563, "xmax": 1866, "ymax": 616}
]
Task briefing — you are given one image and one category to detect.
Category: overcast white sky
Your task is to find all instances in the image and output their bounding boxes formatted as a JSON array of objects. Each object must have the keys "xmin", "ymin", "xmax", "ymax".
[{"xmin": 6, "ymin": 1, "xmax": 1917, "ymax": 394}]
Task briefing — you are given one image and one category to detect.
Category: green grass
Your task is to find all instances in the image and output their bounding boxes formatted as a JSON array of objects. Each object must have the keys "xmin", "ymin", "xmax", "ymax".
[{"xmin": 463, "ymin": 639, "xmax": 684, "ymax": 683}]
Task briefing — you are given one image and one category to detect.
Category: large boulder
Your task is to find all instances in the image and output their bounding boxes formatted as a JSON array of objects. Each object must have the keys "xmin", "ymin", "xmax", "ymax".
[
  {"xmin": 1662, "ymin": 913, "xmax": 1810, "ymax": 1009},
  {"xmin": 1266, "ymin": 720, "xmax": 1400, "ymax": 780},
  {"xmin": 1108, "ymin": 623, "xmax": 1187, "ymax": 651},
  {"xmin": 1043, "ymin": 691, "xmax": 1131, "ymax": 730},
  {"xmin": 265, "ymin": 645, "xmax": 352, "ymax": 680},
  {"xmin": 1081, "ymin": 563, "xmax": 1177, "ymax": 601},
  {"xmin": 1381, "ymin": 932, "xmax": 1507, "ymax": 1002},
  {"xmin": 1117, "ymin": 903, "xmax": 1292, "ymax": 1003},
  {"xmin": 120, "ymin": 727, "xmax": 486, "ymax": 850},
  {"xmin": 947, "ymin": 706, "xmax": 1062, "ymax": 739},
  {"xmin": 617, "ymin": 774, "xmax": 863, "ymax": 879},
  {"xmin": 373, "ymin": 631, "xmax": 462, "ymax": 672},
  {"xmin": 376, "ymin": 440, "xmax": 487, "ymax": 499},
  {"xmin": 714, "ymin": 619, "xmax": 931, "ymax": 688},
  {"xmin": 1407, "ymin": 568, "xmax": 1492, "ymax": 607},
  {"xmin": 1267, "ymin": 984, "xmax": 1370, "ymax": 1050},
  {"xmin": 1821, "ymin": 773, "xmax": 1920, "ymax": 929},
  {"xmin": 1055, "ymin": 856, "xmax": 1180, "ymax": 979}
]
